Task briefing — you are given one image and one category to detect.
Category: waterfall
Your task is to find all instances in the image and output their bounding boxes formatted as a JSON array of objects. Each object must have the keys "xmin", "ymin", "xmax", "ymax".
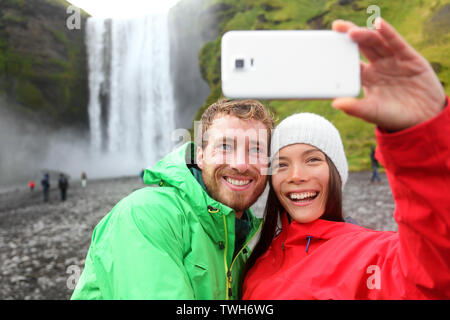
[{"xmin": 85, "ymin": 13, "xmax": 176, "ymax": 171}]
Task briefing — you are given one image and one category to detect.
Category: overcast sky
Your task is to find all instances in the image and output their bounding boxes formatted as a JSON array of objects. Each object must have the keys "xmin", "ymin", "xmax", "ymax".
[{"xmin": 68, "ymin": 0, "xmax": 180, "ymax": 18}]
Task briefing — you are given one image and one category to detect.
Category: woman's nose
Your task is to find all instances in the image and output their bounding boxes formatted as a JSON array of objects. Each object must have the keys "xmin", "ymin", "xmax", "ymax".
[{"xmin": 288, "ymin": 166, "xmax": 309, "ymax": 184}]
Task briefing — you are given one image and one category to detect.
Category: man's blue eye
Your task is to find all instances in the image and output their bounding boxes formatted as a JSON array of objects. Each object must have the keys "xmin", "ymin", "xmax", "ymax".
[{"xmin": 221, "ymin": 144, "xmax": 232, "ymax": 151}]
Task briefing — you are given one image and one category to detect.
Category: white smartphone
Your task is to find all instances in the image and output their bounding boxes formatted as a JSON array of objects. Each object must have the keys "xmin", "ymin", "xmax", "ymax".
[{"xmin": 221, "ymin": 30, "xmax": 361, "ymax": 99}]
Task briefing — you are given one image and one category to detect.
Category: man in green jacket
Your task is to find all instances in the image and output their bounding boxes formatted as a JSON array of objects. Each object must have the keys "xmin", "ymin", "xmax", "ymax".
[{"xmin": 71, "ymin": 99, "xmax": 274, "ymax": 299}]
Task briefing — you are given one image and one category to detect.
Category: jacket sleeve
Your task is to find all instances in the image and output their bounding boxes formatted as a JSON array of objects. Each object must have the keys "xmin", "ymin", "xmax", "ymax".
[
  {"xmin": 375, "ymin": 96, "xmax": 450, "ymax": 298},
  {"xmin": 71, "ymin": 188, "xmax": 194, "ymax": 300}
]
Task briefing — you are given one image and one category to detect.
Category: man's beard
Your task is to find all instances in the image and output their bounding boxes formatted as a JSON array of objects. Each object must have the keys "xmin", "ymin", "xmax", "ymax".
[{"xmin": 201, "ymin": 166, "xmax": 266, "ymax": 213}]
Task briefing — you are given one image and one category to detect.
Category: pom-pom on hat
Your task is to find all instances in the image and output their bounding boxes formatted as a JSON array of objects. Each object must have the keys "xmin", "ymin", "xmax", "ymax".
[{"xmin": 270, "ymin": 113, "xmax": 348, "ymax": 190}]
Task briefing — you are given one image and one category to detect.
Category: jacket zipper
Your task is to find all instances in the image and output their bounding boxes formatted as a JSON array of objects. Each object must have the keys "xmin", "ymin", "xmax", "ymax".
[
  {"xmin": 222, "ymin": 215, "xmax": 262, "ymax": 300},
  {"xmin": 305, "ymin": 235, "xmax": 312, "ymax": 253},
  {"xmin": 222, "ymin": 215, "xmax": 231, "ymax": 300}
]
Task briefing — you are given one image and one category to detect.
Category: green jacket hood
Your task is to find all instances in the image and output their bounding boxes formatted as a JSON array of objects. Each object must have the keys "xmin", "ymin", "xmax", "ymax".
[{"xmin": 143, "ymin": 142, "xmax": 229, "ymax": 212}]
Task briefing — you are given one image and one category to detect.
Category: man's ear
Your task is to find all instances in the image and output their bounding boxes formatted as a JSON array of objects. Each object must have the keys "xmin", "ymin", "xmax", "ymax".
[{"xmin": 196, "ymin": 146, "xmax": 204, "ymax": 170}]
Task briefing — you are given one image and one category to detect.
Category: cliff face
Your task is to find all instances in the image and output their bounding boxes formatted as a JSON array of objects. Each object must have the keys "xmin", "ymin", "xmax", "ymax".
[{"xmin": 0, "ymin": 0, "xmax": 89, "ymax": 126}]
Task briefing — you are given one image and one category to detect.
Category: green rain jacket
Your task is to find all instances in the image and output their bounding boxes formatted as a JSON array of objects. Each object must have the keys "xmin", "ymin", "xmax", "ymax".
[{"xmin": 71, "ymin": 142, "xmax": 262, "ymax": 300}]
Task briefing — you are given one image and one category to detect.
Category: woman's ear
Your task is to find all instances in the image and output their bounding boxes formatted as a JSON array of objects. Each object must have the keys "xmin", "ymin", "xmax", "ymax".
[{"xmin": 196, "ymin": 146, "xmax": 204, "ymax": 170}]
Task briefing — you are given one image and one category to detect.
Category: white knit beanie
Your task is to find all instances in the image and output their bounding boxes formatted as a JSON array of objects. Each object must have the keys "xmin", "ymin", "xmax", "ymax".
[{"xmin": 270, "ymin": 113, "xmax": 348, "ymax": 190}]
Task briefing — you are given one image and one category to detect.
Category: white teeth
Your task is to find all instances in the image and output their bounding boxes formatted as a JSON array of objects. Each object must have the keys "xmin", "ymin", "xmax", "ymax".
[
  {"xmin": 289, "ymin": 192, "xmax": 318, "ymax": 200},
  {"xmin": 225, "ymin": 177, "xmax": 251, "ymax": 186}
]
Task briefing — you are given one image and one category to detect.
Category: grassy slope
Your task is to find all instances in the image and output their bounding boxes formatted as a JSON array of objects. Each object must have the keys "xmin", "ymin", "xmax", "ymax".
[{"xmin": 197, "ymin": 0, "xmax": 450, "ymax": 171}]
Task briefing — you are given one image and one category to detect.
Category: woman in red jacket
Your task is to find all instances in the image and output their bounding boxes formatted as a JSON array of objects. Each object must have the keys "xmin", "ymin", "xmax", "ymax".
[{"xmin": 242, "ymin": 18, "xmax": 449, "ymax": 299}]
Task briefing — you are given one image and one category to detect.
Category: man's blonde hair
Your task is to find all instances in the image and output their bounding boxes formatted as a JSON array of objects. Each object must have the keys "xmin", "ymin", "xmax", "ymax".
[{"xmin": 197, "ymin": 98, "xmax": 274, "ymax": 149}]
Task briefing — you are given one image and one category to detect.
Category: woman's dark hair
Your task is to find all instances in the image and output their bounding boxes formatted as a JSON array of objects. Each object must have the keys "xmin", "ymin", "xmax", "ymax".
[{"xmin": 240, "ymin": 156, "xmax": 344, "ymax": 294}]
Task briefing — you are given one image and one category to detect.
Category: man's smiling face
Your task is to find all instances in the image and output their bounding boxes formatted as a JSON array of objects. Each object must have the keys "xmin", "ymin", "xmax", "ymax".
[{"xmin": 196, "ymin": 114, "xmax": 269, "ymax": 217}]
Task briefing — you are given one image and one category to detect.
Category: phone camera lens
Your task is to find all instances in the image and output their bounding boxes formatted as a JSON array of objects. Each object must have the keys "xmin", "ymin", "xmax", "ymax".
[{"xmin": 235, "ymin": 59, "xmax": 244, "ymax": 69}]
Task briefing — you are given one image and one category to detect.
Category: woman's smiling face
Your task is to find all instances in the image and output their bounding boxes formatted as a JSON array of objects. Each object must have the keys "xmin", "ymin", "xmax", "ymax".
[{"xmin": 271, "ymin": 143, "xmax": 330, "ymax": 224}]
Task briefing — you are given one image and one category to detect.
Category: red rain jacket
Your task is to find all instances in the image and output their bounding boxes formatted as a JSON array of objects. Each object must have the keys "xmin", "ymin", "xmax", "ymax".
[{"xmin": 243, "ymin": 97, "xmax": 450, "ymax": 299}]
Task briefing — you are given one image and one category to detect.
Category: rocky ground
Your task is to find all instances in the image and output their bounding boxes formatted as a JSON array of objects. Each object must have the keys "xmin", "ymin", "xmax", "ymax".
[{"xmin": 0, "ymin": 171, "xmax": 396, "ymax": 300}]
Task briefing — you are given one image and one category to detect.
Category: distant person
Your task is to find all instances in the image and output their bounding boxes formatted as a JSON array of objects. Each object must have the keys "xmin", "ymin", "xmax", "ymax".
[
  {"xmin": 41, "ymin": 173, "xmax": 50, "ymax": 202},
  {"xmin": 58, "ymin": 174, "xmax": 69, "ymax": 201},
  {"xmin": 81, "ymin": 171, "xmax": 87, "ymax": 188},
  {"xmin": 139, "ymin": 169, "xmax": 145, "ymax": 182},
  {"xmin": 370, "ymin": 145, "xmax": 381, "ymax": 184},
  {"xmin": 29, "ymin": 180, "xmax": 35, "ymax": 191}
]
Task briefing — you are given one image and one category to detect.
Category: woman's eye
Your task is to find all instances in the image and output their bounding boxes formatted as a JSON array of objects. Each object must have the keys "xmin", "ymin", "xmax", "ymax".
[
  {"xmin": 308, "ymin": 157, "xmax": 322, "ymax": 163},
  {"xmin": 274, "ymin": 163, "xmax": 287, "ymax": 169}
]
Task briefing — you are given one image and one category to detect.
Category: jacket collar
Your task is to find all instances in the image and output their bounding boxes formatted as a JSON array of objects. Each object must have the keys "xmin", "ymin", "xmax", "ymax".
[{"xmin": 281, "ymin": 211, "xmax": 366, "ymax": 243}]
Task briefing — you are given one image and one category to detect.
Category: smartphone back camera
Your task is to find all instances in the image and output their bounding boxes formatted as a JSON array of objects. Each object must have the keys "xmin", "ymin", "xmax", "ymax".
[{"xmin": 235, "ymin": 59, "xmax": 244, "ymax": 69}]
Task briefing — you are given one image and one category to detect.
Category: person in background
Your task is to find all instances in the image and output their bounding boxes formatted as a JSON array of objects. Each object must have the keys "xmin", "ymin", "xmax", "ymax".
[
  {"xmin": 41, "ymin": 173, "xmax": 50, "ymax": 202},
  {"xmin": 370, "ymin": 145, "xmax": 381, "ymax": 184},
  {"xmin": 58, "ymin": 174, "xmax": 69, "ymax": 201},
  {"xmin": 81, "ymin": 171, "xmax": 87, "ymax": 188},
  {"xmin": 29, "ymin": 180, "xmax": 35, "ymax": 191}
]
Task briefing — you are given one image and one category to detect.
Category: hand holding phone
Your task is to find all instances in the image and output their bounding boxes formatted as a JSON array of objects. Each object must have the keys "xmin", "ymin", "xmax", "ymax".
[{"xmin": 331, "ymin": 18, "xmax": 447, "ymax": 132}]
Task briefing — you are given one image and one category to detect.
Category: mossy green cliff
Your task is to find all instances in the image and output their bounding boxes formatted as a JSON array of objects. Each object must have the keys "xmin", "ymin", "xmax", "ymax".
[
  {"xmin": 0, "ymin": 0, "xmax": 89, "ymax": 125},
  {"xmin": 196, "ymin": 0, "xmax": 450, "ymax": 170}
]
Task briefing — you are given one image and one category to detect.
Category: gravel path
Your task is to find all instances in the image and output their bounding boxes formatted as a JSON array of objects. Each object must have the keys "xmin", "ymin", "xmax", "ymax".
[{"xmin": 0, "ymin": 171, "xmax": 395, "ymax": 300}]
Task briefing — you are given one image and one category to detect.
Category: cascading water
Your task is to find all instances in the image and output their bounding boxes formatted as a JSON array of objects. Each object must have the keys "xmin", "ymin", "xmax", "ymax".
[{"xmin": 86, "ymin": 13, "xmax": 176, "ymax": 172}]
